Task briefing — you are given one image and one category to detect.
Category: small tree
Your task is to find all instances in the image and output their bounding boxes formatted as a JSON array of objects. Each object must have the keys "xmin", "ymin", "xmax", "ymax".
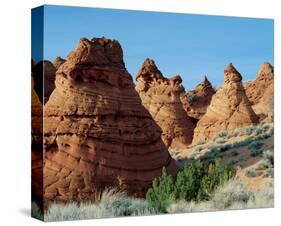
[
  {"xmin": 174, "ymin": 161, "xmax": 204, "ymax": 201},
  {"xmin": 145, "ymin": 167, "xmax": 176, "ymax": 212},
  {"xmin": 198, "ymin": 158, "xmax": 235, "ymax": 201}
]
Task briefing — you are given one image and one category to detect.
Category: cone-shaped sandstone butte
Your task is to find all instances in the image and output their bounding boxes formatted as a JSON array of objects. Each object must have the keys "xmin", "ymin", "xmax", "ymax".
[
  {"xmin": 43, "ymin": 38, "xmax": 177, "ymax": 203},
  {"xmin": 245, "ymin": 62, "xmax": 274, "ymax": 123},
  {"xmin": 135, "ymin": 58, "xmax": 195, "ymax": 148},
  {"xmin": 53, "ymin": 56, "xmax": 66, "ymax": 70},
  {"xmin": 181, "ymin": 76, "xmax": 215, "ymax": 122},
  {"xmin": 192, "ymin": 63, "xmax": 259, "ymax": 144},
  {"xmin": 33, "ymin": 60, "xmax": 56, "ymax": 104}
]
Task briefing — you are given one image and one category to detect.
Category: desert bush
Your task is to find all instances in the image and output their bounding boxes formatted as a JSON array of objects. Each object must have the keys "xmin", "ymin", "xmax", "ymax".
[
  {"xmin": 197, "ymin": 158, "xmax": 235, "ymax": 201},
  {"xmin": 245, "ymin": 126, "xmax": 255, "ymax": 136},
  {"xmin": 190, "ymin": 151, "xmax": 200, "ymax": 160},
  {"xmin": 216, "ymin": 131, "xmax": 228, "ymax": 138},
  {"xmin": 246, "ymin": 168, "xmax": 261, "ymax": 177},
  {"xmin": 250, "ymin": 149, "xmax": 263, "ymax": 157},
  {"xmin": 202, "ymin": 149, "xmax": 219, "ymax": 161},
  {"xmin": 262, "ymin": 150, "xmax": 274, "ymax": 168},
  {"xmin": 167, "ymin": 178, "xmax": 273, "ymax": 213},
  {"xmin": 249, "ymin": 140, "xmax": 264, "ymax": 151},
  {"xmin": 210, "ymin": 179, "xmax": 252, "ymax": 210},
  {"xmin": 265, "ymin": 168, "xmax": 274, "ymax": 178},
  {"xmin": 231, "ymin": 128, "xmax": 241, "ymax": 137},
  {"xmin": 146, "ymin": 159, "xmax": 235, "ymax": 212},
  {"xmin": 32, "ymin": 202, "xmax": 43, "ymax": 221},
  {"xmin": 174, "ymin": 161, "xmax": 204, "ymax": 202},
  {"xmin": 146, "ymin": 167, "xmax": 176, "ymax": 213},
  {"xmin": 45, "ymin": 189, "xmax": 157, "ymax": 221}
]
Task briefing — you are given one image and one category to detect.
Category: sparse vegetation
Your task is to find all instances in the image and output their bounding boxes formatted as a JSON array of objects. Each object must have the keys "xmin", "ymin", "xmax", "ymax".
[
  {"xmin": 32, "ymin": 202, "xmax": 43, "ymax": 221},
  {"xmin": 43, "ymin": 189, "xmax": 158, "ymax": 222},
  {"xmin": 246, "ymin": 168, "xmax": 261, "ymax": 177},
  {"xmin": 262, "ymin": 150, "xmax": 274, "ymax": 168},
  {"xmin": 146, "ymin": 159, "xmax": 235, "ymax": 212},
  {"xmin": 167, "ymin": 178, "xmax": 273, "ymax": 213}
]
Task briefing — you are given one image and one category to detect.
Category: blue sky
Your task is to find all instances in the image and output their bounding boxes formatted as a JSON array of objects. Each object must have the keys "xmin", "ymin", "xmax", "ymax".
[{"xmin": 32, "ymin": 5, "xmax": 274, "ymax": 89}]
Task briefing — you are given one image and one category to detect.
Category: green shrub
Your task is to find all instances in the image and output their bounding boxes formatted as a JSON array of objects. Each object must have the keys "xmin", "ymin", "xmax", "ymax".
[
  {"xmin": 249, "ymin": 140, "xmax": 264, "ymax": 151},
  {"xmin": 198, "ymin": 159, "xmax": 235, "ymax": 201},
  {"xmin": 146, "ymin": 159, "xmax": 235, "ymax": 212},
  {"xmin": 174, "ymin": 161, "xmax": 204, "ymax": 201},
  {"xmin": 145, "ymin": 167, "xmax": 176, "ymax": 213}
]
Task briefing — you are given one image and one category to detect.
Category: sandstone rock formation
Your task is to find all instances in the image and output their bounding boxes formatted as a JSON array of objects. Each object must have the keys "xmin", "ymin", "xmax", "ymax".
[
  {"xmin": 43, "ymin": 38, "xmax": 177, "ymax": 203},
  {"xmin": 251, "ymin": 83, "xmax": 273, "ymax": 123},
  {"xmin": 53, "ymin": 56, "xmax": 66, "ymax": 70},
  {"xmin": 33, "ymin": 60, "xmax": 56, "ymax": 103},
  {"xmin": 31, "ymin": 76, "xmax": 43, "ymax": 207},
  {"xmin": 245, "ymin": 63, "xmax": 274, "ymax": 123},
  {"xmin": 135, "ymin": 58, "xmax": 195, "ymax": 148},
  {"xmin": 180, "ymin": 76, "xmax": 215, "ymax": 123},
  {"xmin": 193, "ymin": 63, "xmax": 259, "ymax": 144}
]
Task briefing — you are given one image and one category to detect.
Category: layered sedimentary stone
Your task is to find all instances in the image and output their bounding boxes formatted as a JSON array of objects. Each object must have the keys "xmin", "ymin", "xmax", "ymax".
[
  {"xmin": 135, "ymin": 58, "xmax": 195, "ymax": 148},
  {"xmin": 33, "ymin": 60, "xmax": 56, "ymax": 103},
  {"xmin": 31, "ymin": 76, "xmax": 43, "ymax": 205},
  {"xmin": 43, "ymin": 38, "xmax": 177, "ymax": 203},
  {"xmin": 181, "ymin": 76, "xmax": 215, "ymax": 122},
  {"xmin": 193, "ymin": 63, "xmax": 259, "ymax": 144},
  {"xmin": 53, "ymin": 56, "xmax": 66, "ymax": 70},
  {"xmin": 245, "ymin": 63, "xmax": 274, "ymax": 123}
]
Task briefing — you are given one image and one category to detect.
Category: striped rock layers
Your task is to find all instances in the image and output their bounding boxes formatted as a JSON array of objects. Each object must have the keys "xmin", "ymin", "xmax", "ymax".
[
  {"xmin": 193, "ymin": 63, "xmax": 259, "ymax": 144},
  {"xmin": 43, "ymin": 38, "xmax": 177, "ymax": 203},
  {"xmin": 135, "ymin": 58, "xmax": 195, "ymax": 148},
  {"xmin": 31, "ymin": 76, "xmax": 43, "ymax": 206}
]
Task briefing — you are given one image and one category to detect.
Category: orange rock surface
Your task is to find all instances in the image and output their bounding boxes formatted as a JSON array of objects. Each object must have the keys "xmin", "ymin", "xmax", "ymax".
[
  {"xmin": 193, "ymin": 63, "xmax": 259, "ymax": 144},
  {"xmin": 181, "ymin": 76, "xmax": 215, "ymax": 122},
  {"xmin": 135, "ymin": 58, "xmax": 195, "ymax": 148},
  {"xmin": 245, "ymin": 63, "xmax": 274, "ymax": 123},
  {"xmin": 43, "ymin": 38, "xmax": 177, "ymax": 203}
]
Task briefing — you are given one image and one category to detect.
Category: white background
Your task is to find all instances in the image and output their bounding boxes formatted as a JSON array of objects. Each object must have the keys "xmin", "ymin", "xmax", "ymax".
[{"xmin": 0, "ymin": 0, "xmax": 279, "ymax": 225}]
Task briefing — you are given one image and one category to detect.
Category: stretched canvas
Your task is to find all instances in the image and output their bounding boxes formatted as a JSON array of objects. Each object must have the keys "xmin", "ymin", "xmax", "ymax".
[{"xmin": 31, "ymin": 5, "xmax": 274, "ymax": 222}]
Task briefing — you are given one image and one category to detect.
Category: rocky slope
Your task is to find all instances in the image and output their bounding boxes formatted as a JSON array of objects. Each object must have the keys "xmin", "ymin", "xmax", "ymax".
[
  {"xmin": 245, "ymin": 63, "xmax": 274, "ymax": 123},
  {"xmin": 181, "ymin": 76, "xmax": 215, "ymax": 123},
  {"xmin": 192, "ymin": 63, "xmax": 259, "ymax": 144},
  {"xmin": 43, "ymin": 38, "xmax": 177, "ymax": 203},
  {"xmin": 135, "ymin": 58, "xmax": 195, "ymax": 148}
]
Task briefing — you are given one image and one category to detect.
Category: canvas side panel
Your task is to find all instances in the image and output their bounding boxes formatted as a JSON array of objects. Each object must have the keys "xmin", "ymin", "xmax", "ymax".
[{"xmin": 31, "ymin": 5, "xmax": 44, "ymax": 221}]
